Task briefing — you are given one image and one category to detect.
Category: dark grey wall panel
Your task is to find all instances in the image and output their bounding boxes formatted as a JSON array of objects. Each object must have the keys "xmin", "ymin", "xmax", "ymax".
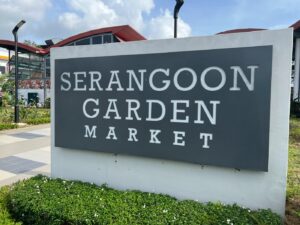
[{"xmin": 55, "ymin": 46, "xmax": 272, "ymax": 171}]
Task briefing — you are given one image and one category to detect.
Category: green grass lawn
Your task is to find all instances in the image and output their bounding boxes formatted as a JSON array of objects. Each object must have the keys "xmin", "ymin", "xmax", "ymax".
[{"xmin": 285, "ymin": 117, "xmax": 300, "ymax": 224}]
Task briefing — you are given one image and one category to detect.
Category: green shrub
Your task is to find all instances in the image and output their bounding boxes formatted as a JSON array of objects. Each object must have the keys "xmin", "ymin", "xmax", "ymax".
[
  {"xmin": 0, "ymin": 123, "xmax": 18, "ymax": 131},
  {"xmin": 7, "ymin": 175, "xmax": 281, "ymax": 225},
  {"xmin": 0, "ymin": 107, "xmax": 50, "ymax": 126},
  {"xmin": 0, "ymin": 186, "xmax": 21, "ymax": 225},
  {"xmin": 44, "ymin": 97, "xmax": 51, "ymax": 109},
  {"xmin": 25, "ymin": 117, "xmax": 50, "ymax": 125},
  {"xmin": 0, "ymin": 107, "xmax": 14, "ymax": 123}
]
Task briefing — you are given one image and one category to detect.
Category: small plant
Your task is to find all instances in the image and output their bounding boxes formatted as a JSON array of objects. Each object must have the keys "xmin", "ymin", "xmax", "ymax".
[
  {"xmin": 0, "ymin": 186, "xmax": 21, "ymax": 225},
  {"xmin": 44, "ymin": 97, "xmax": 51, "ymax": 109},
  {"xmin": 0, "ymin": 123, "xmax": 18, "ymax": 131},
  {"xmin": 2, "ymin": 92, "xmax": 13, "ymax": 107}
]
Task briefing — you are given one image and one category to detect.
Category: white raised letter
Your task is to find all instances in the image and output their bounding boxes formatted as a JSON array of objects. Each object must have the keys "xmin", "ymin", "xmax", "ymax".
[
  {"xmin": 127, "ymin": 69, "xmax": 146, "ymax": 91},
  {"xmin": 201, "ymin": 67, "xmax": 226, "ymax": 91},
  {"xmin": 83, "ymin": 98, "xmax": 99, "ymax": 119},
  {"xmin": 146, "ymin": 100, "xmax": 166, "ymax": 121},
  {"xmin": 61, "ymin": 72, "xmax": 71, "ymax": 91},
  {"xmin": 106, "ymin": 127, "xmax": 117, "ymax": 140},
  {"xmin": 174, "ymin": 68, "xmax": 197, "ymax": 91},
  {"xmin": 230, "ymin": 66, "xmax": 258, "ymax": 91},
  {"xmin": 149, "ymin": 129, "xmax": 161, "ymax": 144},
  {"xmin": 200, "ymin": 133, "xmax": 213, "ymax": 149},
  {"xmin": 173, "ymin": 131, "xmax": 185, "ymax": 146},
  {"xmin": 89, "ymin": 71, "xmax": 103, "ymax": 91},
  {"xmin": 171, "ymin": 100, "xmax": 189, "ymax": 123},
  {"xmin": 194, "ymin": 100, "xmax": 220, "ymax": 125},
  {"xmin": 149, "ymin": 68, "xmax": 170, "ymax": 91},
  {"xmin": 126, "ymin": 99, "xmax": 141, "ymax": 120},
  {"xmin": 104, "ymin": 99, "xmax": 121, "ymax": 119},
  {"xmin": 74, "ymin": 72, "xmax": 87, "ymax": 91},
  {"xmin": 106, "ymin": 70, "xmax": 124, "ymax": 91},
  {"xmin": 128, "ymin": 128, "xmax": 138, "ymax": 142},
  {"xmin": 84, "ymin": 125, "xmax": 97, "ymax": 138}
]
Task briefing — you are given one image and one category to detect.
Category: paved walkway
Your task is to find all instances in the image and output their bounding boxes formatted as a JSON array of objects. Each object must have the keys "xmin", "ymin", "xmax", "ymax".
[{"xmin": 0, "ymin": 124, "xmax": 50, "ymax": 187}]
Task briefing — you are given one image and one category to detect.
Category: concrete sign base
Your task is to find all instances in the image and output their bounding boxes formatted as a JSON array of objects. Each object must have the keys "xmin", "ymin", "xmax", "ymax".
[{"xmin": 51, "ymin": 29, "xmax": 293, "ymax": 216}]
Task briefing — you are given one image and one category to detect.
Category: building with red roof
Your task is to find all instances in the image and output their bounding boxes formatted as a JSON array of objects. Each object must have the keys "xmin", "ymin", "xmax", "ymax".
[{"xmin": 0, "ymin": 25, "xmax": 145, "ymax": 105}]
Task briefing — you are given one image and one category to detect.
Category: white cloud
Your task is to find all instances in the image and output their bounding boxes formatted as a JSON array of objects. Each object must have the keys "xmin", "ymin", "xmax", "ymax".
[
  {"xmin": 0, "ymin": 0, "xmax": 192, "ymax": 43},
  {"xmin": 0, "ymin": 0, "xmax": 51, "ymax": 40},
  {"xmin": 58, "ymin": 0, "xmax": 191, "ymax": 39},
  {"xmin": 59, "ymin": 0, "xmax": 118, "ymax": 31},
  {"xmin": 147, "ymin": 9, "xmax": 191, "ymax": 39},
  {"xmin": 108, "ymin": 0, "xmax": 154, "ymax": 31},
  {"xmin": 59, "ymin": 0, "xmax": 155, "ymax": 34}
]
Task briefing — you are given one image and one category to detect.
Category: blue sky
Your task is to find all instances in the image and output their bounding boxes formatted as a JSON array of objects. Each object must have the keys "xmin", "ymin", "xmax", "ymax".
[{"xmin": 0, "ymin": 0, "xmax": 299, "ymax": 44}]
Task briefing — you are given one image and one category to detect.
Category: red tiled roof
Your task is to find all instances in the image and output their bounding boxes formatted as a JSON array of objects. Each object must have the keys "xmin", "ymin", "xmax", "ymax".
[
  {"xmin": 290, "ymin": 20, "xmax": 300, "ymax": 30},
  {"xmin": 0, "ymin": 40, "xmax": 46, "ymax": 54},
  {"xmin": 48, "ymin": 25, "xmax": 145, "ymax": 51},
  {"xmin": 217, "ymin": 28, "xmax": 266, "ymax": 35},
  {"xmin": 0, "ymin": 25, "xmax": 145, "ymax": 55}
]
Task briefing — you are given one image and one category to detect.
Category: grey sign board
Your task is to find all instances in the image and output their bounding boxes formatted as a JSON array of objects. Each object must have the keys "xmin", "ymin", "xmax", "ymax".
[{"xmin": 55, "ymin": 46, "xmax": 272, "ymax": 171}]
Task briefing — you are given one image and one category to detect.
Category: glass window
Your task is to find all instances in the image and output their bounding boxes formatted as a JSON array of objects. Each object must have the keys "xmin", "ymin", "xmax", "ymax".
[
  {"xmin": 113, "ymin": 35, "xmax": 120, "ymax": 43},
  {"xmin": 92, "ymin": 36, "xmax": 103, "ymax": 44},
  {"xmin": 75, "ymin": 38, "xmax": 91, "ymax": 45},
  {"xmin": 45, "ymin": 58, "xmax": 50, "ymax": 67},
  {"xmin": 103, "ymin": 34, "xmax": 112, "ymax": 43},
  {"xmin": 46, "ymin": 68, "xmax": 50, "ymax": 78}
]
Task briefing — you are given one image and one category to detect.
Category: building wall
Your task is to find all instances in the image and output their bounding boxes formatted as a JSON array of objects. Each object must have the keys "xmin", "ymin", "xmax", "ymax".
[
  {"xmin": 0, "ymin": 48, "xmax": 8, "ymax": 74},
  {"xmin": 18, "ymin": 89, "xmax": 50, "ymax": 105}
]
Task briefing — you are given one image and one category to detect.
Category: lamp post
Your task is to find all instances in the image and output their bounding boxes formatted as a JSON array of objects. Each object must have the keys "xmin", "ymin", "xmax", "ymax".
[
  {"xmin": 12, "ymin": 20, "xmax": 26, "ymax": 124},
  {"xmin": 174, "ymin": 0, "xmax": 184, "ymax": 38}
]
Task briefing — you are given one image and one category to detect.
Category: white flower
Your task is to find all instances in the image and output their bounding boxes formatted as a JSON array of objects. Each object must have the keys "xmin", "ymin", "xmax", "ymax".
[
  {"xmin": 163, "ymin": 209, "xmax": 168, "ymax": 213},
  {"xmin": 227, "ymin": 219, "xmax": 231, "ymax": 224}
]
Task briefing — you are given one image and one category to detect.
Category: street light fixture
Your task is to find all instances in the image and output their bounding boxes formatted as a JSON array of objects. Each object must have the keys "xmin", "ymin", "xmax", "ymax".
[
  {"xmin": 12, "ymin": 20, "xmax": 26, "ymax": 124},
  {"xmin": 174, "ymin": 0, "xmax": 184, "ymax": 38}
]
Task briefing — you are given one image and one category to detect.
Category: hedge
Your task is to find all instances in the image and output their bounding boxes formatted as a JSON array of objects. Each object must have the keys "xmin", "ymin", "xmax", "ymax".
[
  {"xmin": 7, "ymin": 175, "xmax": 281, "ymax": 225},
  {"xmin": 0, "ymin": 186, "xmax": 21, "ymax": 225},
  {"xmin": 24, "ymin": 117, "xmax": 50, "ymax": 125},
  {"xmin": 0, "ymin": 123, "xmax": 18, "ymax": 131}
]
